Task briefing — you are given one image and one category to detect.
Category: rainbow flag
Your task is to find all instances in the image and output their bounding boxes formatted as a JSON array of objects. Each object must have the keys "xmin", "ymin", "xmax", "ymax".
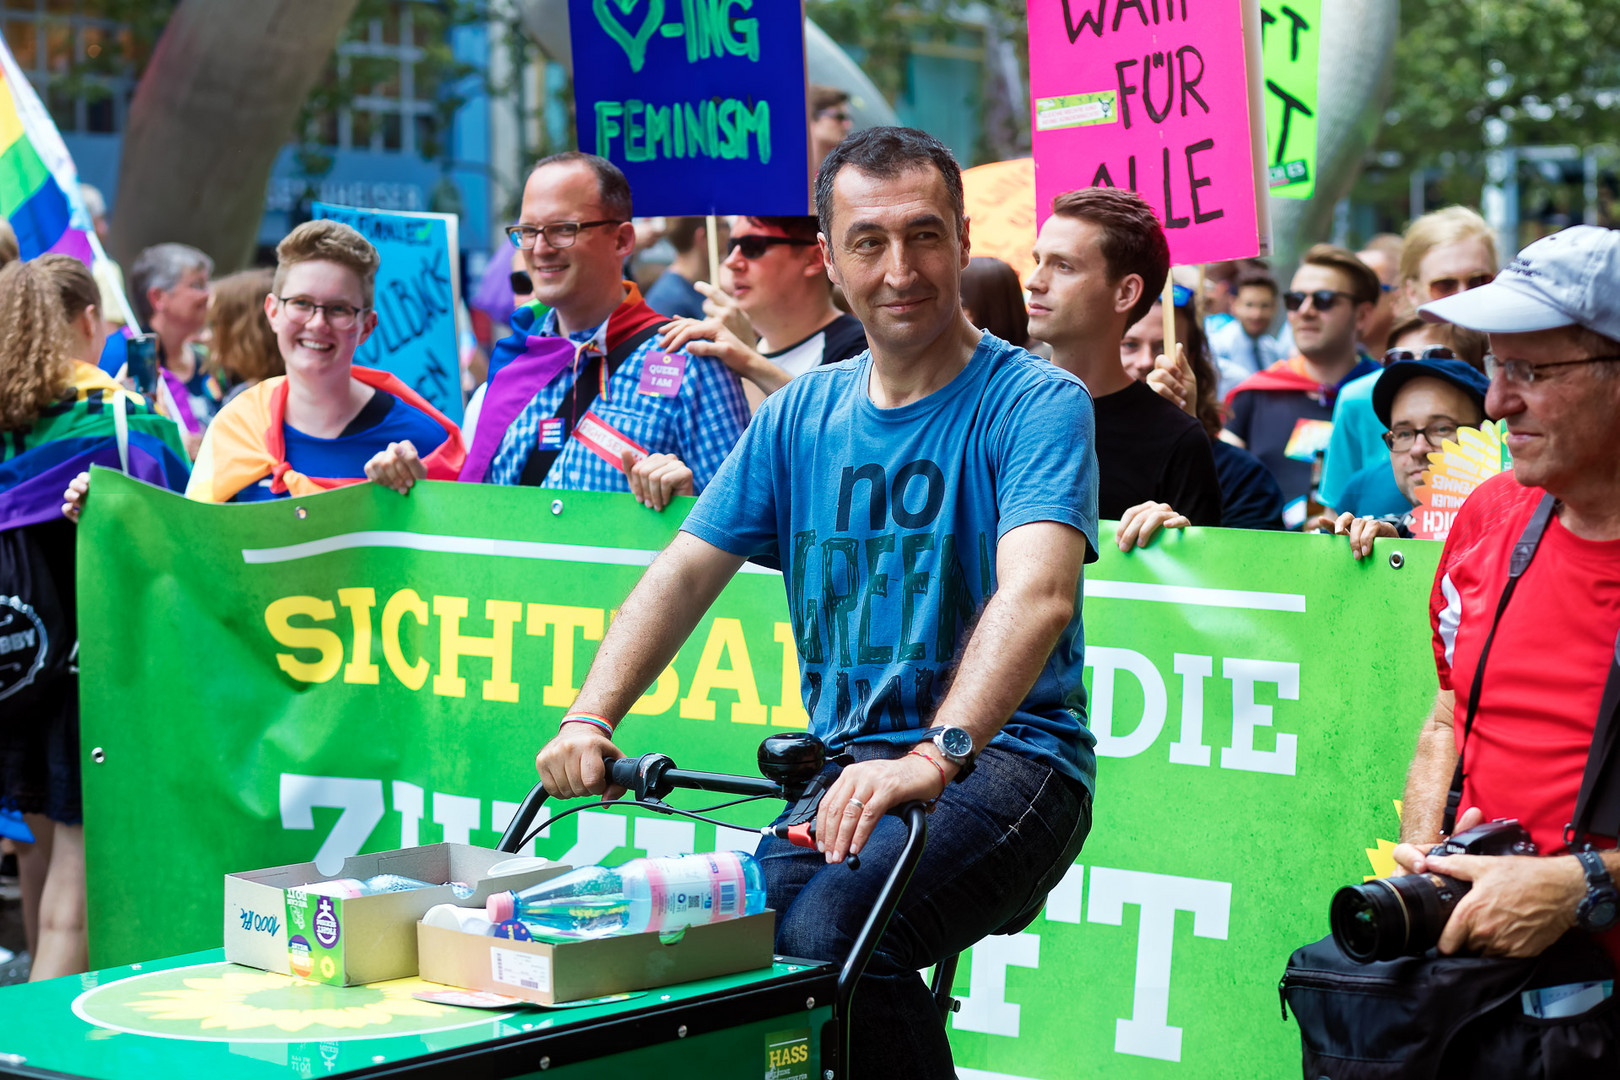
[
  {"xmin": 0, "ymin": 364, "xmax": 190, "ymax": 530},
  {"xmin": 0, "ymin": 34, "xmax": 95, "ymax": 262}
]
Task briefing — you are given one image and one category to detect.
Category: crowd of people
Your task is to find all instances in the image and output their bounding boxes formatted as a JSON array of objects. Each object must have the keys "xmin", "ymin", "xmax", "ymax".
[{"xmin": 2, "ymin": 107, "xmax": 1619, "ymax": 1074}]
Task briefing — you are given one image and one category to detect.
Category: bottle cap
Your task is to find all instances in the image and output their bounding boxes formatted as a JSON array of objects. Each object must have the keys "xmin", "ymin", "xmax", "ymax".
[{"xmin": 486, "ymin": 891, "xmax": 515, "ymax": 923}]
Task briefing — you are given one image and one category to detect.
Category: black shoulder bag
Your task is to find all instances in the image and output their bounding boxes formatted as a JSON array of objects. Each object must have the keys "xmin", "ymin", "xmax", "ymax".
[
  {"xmin": 517, "ymin": 321, "xmax": 669, "ymax": 487},
  {"xmin": 1281, "ymin": 494, "xmax": 1620, "ymax": 1079}
]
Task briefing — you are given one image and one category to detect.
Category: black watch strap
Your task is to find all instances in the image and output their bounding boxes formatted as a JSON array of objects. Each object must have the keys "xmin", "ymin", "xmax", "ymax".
[{"xmin": 1575, "ymin": 850, "xmax": 1620, "ymax": 933}]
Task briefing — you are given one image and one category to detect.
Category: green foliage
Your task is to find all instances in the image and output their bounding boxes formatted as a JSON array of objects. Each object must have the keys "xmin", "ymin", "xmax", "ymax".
[{"xmin": 1354, "ymin": 0, "xmax": 1620, "ymax": 223}]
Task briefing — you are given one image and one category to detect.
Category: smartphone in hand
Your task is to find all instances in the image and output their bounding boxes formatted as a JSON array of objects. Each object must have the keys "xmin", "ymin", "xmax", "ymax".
[{"xmin": 125, "ymin": 332, "xmax": 159, "ymax": 396}]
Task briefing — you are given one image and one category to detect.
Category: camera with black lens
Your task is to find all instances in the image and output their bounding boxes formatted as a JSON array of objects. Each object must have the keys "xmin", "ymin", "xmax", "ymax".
[{"xmin": 1329, "ymin": 818, "xmax": 1538, "ymax": 963}]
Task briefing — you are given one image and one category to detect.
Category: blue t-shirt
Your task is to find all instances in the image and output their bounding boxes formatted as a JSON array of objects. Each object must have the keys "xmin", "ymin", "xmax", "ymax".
[
  {"xmin": 231, "ymin": 392, "xmax": 448, "ymax": 502},
  {"xmin": 680, "ymin": 333, "xmax": 1100, "ymax": 793},
  {"xmin": 1335, "ymin": 461, "xmax": 1413, "ymax": 519},
  {"xmin": 1318, "ymin": 370, "xmax": 1388, "ymax": 510}
]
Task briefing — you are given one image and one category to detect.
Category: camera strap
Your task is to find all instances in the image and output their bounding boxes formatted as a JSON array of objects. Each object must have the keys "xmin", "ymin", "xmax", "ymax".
[
  {"xmin": 1566, "ymin": 628, "xmax": 1620, "ymax": 846},
  {"xmin": 1442, "ymin": 493, "xmax": 1557, "ymax": 836}
]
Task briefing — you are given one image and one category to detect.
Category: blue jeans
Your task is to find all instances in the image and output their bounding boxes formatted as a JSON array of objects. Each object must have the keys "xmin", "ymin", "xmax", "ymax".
[{"xmin": 756, "ymin": 744, "xmax": 1092, "ymax": 1079}]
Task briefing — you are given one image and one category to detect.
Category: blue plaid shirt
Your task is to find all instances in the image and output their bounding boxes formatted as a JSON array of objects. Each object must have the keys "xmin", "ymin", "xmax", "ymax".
[{"xmin": 487, "ymin": 310, "xmax": 750, "ymax": 492}]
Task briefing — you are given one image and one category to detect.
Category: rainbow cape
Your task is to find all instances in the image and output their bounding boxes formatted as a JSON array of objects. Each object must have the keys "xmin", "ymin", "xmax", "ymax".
[
  {"xmin": 0, "ymin": 36, "xmax": 94, "ymax": 263},
  {"xmin": 1224, "ymin": 355, "xmax": 1380, "ymax": 407},
  {"xmin": 187, "ymin": 366, "xmax": 466, "ymax": 503},
  {"xmin": 461, "ymin": 283, "xmax": 667, "ymax": 483},
  {"xmin": 0, "ymin": 363, "xmax": 190, "ymax": 530}
]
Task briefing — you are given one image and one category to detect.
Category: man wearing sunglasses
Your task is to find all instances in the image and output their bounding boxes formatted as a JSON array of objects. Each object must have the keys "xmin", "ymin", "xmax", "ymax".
[
  {"xmin": 810, "ymin": 84, "xmax": 854, "ymax": 174},
  {"xmin": 1224, "ymin": 244, "xmax": 1382, "ymax": 527},
  {"xmin": 458, "ymin": 152, "xmax": 749, "ymax": 511},
  {"xmin": 1386, "ymin": 225, "xmax": 1620, "ymax": 979},
  {"xmin": 658, "ymin": 216, "xmax": 868, "ymax": 407}
]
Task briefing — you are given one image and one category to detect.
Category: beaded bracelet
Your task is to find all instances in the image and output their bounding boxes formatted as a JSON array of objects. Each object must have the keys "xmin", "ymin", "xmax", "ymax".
[
  {"xmin": 907, "ymin": 749, "xmax": 948, "ymax": 810},
  {"xmin": 561, "ymin": 712, "xmax": 615, "ymax": 738}
]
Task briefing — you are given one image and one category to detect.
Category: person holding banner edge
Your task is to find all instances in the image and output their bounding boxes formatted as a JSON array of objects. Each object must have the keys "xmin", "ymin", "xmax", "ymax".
[
  {"xmin": 451, "ymin": 152, "xmax": 749, "ymax": 511},
  {"xmin": 535, "ymin": 126, "xmax": 1095, "ymax": 1077}
]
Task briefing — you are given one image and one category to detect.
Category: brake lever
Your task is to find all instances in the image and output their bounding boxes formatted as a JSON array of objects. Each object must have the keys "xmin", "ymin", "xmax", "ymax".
[{"xmin": 764, "ymin": 819, "xmax": 859, "ymax": 872}]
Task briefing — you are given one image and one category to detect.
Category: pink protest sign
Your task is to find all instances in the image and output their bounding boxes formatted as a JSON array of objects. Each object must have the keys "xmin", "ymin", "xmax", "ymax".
[{"xmin": 1026, "ymin": 0, "xmax": 1270, "ymax": 265}]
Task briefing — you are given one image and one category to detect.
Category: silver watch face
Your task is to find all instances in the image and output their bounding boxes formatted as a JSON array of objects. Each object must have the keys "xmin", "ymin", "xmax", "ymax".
[{"xmin": 938, "ymin": 727, "xmax": 973, "ymax": 760}]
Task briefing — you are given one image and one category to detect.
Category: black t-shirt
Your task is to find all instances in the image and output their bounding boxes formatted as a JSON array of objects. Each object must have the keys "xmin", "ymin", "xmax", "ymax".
[
  {"xmin": 1093, "ymin": 380, "xmax": 1223, "ymax": 525},
  {"xmin": 1225, "ymin": 388, "xmax": 1333, "ymax": 509},
  {"xmin": 762, "ymin": 313, "xmax": 869, "ymax": 377}
]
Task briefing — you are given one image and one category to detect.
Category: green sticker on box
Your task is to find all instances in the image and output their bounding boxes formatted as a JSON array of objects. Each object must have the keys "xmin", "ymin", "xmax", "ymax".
[
  {"xmin": 765, "ymin": 1026, "xmax": 811, "ymax": 1080},
  {"xmin": 1035, "ymin": 92, "xmax": 1118, "ymax": 131}
]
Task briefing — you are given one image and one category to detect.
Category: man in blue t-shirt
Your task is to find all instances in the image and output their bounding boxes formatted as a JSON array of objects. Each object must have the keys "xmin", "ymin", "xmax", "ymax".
[{"xmin": 535, "ymin": 127, "xmax": 1097, "ymax": 1077}]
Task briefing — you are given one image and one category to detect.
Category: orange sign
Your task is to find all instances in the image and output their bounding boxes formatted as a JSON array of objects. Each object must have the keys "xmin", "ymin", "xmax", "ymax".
[{"xmin": 963, "ymin": 158, "xmax": 1037, "ymax": 286}]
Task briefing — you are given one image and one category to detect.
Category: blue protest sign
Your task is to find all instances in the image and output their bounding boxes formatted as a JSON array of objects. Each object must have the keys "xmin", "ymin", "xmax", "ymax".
[
  {"xmin": 567, "ymin": 0, "xmax": 811, "ymax": 216},
  {"xmin": 310, "ymin": 203, "xmax": 464, "ymax": 424}
]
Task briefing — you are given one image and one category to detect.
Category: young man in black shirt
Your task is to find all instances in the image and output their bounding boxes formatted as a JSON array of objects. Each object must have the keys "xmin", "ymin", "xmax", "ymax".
[{"xmin": 1026, "ymin": 188, "xmax": 1222, "ymax": 527}]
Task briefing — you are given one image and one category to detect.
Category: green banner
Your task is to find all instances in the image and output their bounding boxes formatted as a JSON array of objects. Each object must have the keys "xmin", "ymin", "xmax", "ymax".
[
  {"xmin": 1260, "ymin": 0, "xmax": 1321, "ymax": 200},
  {"xmin": 78, "ymin": 470, "xmax": 1440, "ymax": 1076}
]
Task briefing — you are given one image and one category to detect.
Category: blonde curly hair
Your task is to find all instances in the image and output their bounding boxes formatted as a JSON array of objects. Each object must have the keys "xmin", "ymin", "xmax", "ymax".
[{"xmin": 0, "ymin": 259, "xmax": 74, "ymax": 432}]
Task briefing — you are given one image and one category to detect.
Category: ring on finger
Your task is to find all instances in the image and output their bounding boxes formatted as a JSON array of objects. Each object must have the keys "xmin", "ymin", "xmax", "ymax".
[{"xmin": 846, "ymin": 797, "xmax": 865, "ymax": 812}]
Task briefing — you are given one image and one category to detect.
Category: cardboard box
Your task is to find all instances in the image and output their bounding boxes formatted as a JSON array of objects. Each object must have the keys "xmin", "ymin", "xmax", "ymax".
[
  {"xmin": 416, "ymin": 912, "xmax": 776, "ymax": 1004},
  {"xmin": 224, "ymin": 843, "xmax": 568, "ymax": 985}
]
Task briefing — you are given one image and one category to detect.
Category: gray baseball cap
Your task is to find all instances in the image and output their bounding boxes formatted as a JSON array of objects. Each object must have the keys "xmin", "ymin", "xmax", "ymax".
[{"xmin": 1419, "ymin": 224, "xmax": 1620, "ymax": 340}]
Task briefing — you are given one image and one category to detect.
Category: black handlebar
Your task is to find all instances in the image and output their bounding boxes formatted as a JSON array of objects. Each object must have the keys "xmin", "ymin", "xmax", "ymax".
[{"xmin": 497, "ymin": 740, "xmax": 928, "ymax": 1080}]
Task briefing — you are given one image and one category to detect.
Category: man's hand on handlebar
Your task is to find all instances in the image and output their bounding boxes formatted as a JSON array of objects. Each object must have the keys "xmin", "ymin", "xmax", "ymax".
[
  {"xmin": 815, "ymin": 753, "xmax": 951, "ymax": 864},
  {"xmin": 535, "ymin": 724, "xmax": 627, "ymax": 803}
]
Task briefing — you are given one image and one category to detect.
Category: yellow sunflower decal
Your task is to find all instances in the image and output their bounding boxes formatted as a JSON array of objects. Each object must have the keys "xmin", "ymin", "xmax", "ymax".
[
  {"xmin": 74, "ymin": 962, "xmax": 509, "ymax": 1042},
  {"xmin": 1364, "ymin": 800, "xmax": 1403, "ymax": 881}
]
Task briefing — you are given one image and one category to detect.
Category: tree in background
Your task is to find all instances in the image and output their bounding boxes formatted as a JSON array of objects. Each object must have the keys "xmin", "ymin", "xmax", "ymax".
[
  {"xmin": 1352, "ymin": 0, "xmax": 1620, "ymax": 235},
  {"xmin": 809, "ymin": 0, "xmax": 1031, "ymax": 165}
]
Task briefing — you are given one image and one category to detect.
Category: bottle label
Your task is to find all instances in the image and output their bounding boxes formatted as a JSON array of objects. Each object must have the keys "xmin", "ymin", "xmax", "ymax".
[{"xmin": 641, "ymin": 852, "xmax": 747, "ymax": 933}]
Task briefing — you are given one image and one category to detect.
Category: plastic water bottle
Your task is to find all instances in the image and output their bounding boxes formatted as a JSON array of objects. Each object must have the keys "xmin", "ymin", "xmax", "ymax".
[
  {"xmin": 485, "ymin": 851, "xmax": 766, "ymax": 937},
  {"xmin": 303, "ymin": 875, "xmax": 475, "ymax": 899}
]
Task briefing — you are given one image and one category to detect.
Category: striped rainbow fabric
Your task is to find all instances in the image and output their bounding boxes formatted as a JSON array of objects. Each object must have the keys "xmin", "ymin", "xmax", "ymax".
[{"xmin": 0, "ymin": 35, "xmax": 95, "ymax": 263}]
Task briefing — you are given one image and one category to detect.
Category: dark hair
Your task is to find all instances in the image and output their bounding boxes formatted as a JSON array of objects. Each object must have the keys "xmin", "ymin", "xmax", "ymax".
[
  {"xmin": 1179, "ymin": 306, "xmax": 1224, "ymax": 441},
  {"xmin": 961, "ymin": 257, "xmax": 1029, "ymax": 346},
  {"xmin": 1235, "ymin": 270, "xmax": 1278, "ymax": 296},
  {"xmin": 744, "ymin": 215, "xmax": 820, "ymax": 242},
  {"xmin": 815, "ymin": 126, "xmax": 963, "ymax": 237},
  {"xmin": 530, "ymin": 151, "xmax": 633, "ymax": 222},
  {"xmin": 810, "ymin": 84, "xmax": 850, "ymax": 115},
  {"xmin": 1048, "ymin": 187, "xmax": 1170, "ymax": 326},
  {"xmin": 1300, "ymin": 243, "xmax": 1381, "ymax": 306},
  {"xmin": 665, "ymin": 216, "xmax": 705, "ymax": 255}
]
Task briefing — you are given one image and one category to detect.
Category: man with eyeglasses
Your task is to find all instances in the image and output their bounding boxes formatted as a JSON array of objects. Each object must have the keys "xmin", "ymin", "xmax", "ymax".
[
  {"xmin": 456, "ymin": 152, "xmax": 749, "ymax": 512},
  {"xmin": 658, "ymin": 216, "xmax": 868, "ymax": 408},
  {"xmin": 1386, "ymin": 225, "xmax": 1620, "ymax": 977},
  {"xmin": 1223, "ymin": 244, "xmax": 1382, "ymax": 527}
]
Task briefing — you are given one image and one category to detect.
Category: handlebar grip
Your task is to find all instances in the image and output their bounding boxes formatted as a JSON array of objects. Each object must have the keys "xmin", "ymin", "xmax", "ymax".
[{"xmin": 608, "ymin": 755, "xmax": 641, "ymax": 789}]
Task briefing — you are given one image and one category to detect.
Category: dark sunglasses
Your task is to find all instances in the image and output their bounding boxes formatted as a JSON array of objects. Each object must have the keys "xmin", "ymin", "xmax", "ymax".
[
  {"xmin": 1383, "ymin": 345, "xmax": 1456, "ymax": 364},
  {"xmin": 728, "ymin": 235, "xmax": 817, "ymax": 260},
  {"xmin": 1427, "ymin": 273, "xmax": 1495, "ymax": 300},
  {"xmin": 1283, "ymin": 289, "xmax": 1354, "ymax": 312}
]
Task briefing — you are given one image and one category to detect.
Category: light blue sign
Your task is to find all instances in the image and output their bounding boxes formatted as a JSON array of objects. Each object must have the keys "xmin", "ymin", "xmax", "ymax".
[{"xmin": 311, "ymin": 202, "xmax": 464, "ymax": 423}]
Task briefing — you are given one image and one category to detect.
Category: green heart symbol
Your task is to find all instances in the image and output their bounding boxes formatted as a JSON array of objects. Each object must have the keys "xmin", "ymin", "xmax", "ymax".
[{"xmin": 593, "ymin": 0, "xmax": 665, "ymax": 74}]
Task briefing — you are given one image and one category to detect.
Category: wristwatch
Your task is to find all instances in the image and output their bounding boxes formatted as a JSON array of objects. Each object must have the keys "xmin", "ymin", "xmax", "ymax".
[
  {"xmin": 920, "ymin": 726, "xmax": 977, "ymax": 781},
  {"xmin": 1574, "ymin": 850, "xmax": 1620, "ymax": 933}
]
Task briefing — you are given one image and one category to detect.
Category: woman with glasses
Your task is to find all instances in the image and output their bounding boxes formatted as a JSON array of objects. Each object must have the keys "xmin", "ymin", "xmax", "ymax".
[
  {"xmin": 1398, "ymin": 206, "xmax": 1499, "ymax": 324},
  {"xmin": 181, "ymin": 220, "xmax": 465, "ymax": 503}
]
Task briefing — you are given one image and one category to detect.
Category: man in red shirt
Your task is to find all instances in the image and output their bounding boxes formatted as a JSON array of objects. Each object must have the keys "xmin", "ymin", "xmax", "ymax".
[{"xmin": 1393, "ymin": 225, "xmax": 1620, "ymax": 964}]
